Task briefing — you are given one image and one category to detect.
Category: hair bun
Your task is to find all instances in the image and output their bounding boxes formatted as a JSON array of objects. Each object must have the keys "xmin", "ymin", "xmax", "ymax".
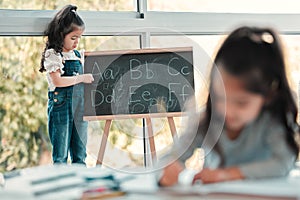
[{"xmin": 70, "ymin": 5, "xmax": 77, "ymax": 12}]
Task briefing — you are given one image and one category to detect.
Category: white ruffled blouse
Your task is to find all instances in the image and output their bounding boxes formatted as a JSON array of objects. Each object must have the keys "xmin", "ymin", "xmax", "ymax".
[{"xmin": 44, "ymin": 49, "xmax": 85, "ymax": 91}]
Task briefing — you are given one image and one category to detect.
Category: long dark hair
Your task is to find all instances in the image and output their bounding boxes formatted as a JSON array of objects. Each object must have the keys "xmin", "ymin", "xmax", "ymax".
[
  {"xmin": 39, "ymin": 5, "xmax": 85, "ymax": 73},
  {"xmin": 202, "ymin": 26, "xmax": 299, "ymax": 165}
]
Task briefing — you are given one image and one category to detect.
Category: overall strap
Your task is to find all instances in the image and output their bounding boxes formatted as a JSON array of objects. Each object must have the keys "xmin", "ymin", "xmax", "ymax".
[{"xmin": 73, "ymin": 49, "xmax": 81, "ymax": 58}]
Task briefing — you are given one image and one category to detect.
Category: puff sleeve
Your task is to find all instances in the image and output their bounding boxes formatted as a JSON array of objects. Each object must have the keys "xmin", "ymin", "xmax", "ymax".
[{"xmin": 44, "ymin": 49, "xmax": 64, "ymax": 74}]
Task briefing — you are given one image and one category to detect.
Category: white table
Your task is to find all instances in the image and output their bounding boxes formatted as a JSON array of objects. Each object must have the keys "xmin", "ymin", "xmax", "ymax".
[{"xmin": 1, "ymin": 164, "xmax": 300, "ymax": 200}]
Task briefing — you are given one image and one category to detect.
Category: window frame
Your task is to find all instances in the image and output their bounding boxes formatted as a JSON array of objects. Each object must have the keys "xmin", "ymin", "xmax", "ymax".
[
  {"xmin": 1, "ymin": 0, "xmax": 300, "ymax": 47},
  {"xmin": 1, "ymin": 0, "xmax": 300, "ymax": 167}
]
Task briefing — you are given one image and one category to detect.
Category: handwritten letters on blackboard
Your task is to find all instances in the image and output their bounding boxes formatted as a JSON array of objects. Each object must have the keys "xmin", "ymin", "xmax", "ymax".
[{"xmin": 84, "ymin": 47, "xmax": 194, "ymax": 117}]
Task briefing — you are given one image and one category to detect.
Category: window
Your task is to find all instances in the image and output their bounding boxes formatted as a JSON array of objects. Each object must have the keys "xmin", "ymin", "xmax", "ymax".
[
  {"xmin": 0, "ymin": 0, "xmax": 135, "ymax": 11},
  {"xmin": 1, "ymin": 0, "xmax": 300, "ymax": 171},
  {"xmin": 148, "ymin": 0, "xmax": 300, "ymax": 13}
]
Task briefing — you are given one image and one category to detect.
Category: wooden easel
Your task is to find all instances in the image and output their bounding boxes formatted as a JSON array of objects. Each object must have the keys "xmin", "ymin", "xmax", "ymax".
[{"xmin": 83, "ymin": 112, "xmax": 182, "ymax": 166}]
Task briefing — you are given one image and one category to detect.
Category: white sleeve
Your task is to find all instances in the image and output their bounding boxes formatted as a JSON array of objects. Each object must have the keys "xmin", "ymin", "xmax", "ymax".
[{"xmin": 44, "ymin": 49, "xmax": 64, "ymax": 74}]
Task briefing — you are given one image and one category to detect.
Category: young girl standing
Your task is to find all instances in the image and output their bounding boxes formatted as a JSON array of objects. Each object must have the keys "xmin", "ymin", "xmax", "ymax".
[
  {"xmin": 159, "ymin": 26, "xmax": 299, "ymax": 186},
  {"xmin": 39, "ymin": 5, "xmax": 94, "ymax": 164}
]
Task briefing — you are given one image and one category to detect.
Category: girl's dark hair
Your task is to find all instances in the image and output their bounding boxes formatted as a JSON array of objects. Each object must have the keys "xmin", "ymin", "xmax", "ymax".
[
  {"xmin": 39, "ymin": 5, "xmax": 85, "ymax": 73},
  {"xmin": 202, "ymin": 26, "xmax": 299, "ymax": 165}
]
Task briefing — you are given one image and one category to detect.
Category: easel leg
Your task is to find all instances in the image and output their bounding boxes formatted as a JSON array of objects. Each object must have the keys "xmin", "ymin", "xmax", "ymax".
[
  {"xmin": 145, "ymin": 117, "xmax": 157, "ymax": 164},
  {"xmin": 96, "ymin": 119, "xmax": 112, "ymax": 165},
  {"xmin": 142, "ymin": 118, "xmax": 147, "ymax": 167},
  {"xmin": 167, "ymin": 117, "xmax": 178, "ymax": 141}
]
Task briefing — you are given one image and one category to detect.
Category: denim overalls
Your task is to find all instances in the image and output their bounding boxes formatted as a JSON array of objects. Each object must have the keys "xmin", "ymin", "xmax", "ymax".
[{"xmin": 48, "ymin": 50, "xmax": 87, "ymax": 164}]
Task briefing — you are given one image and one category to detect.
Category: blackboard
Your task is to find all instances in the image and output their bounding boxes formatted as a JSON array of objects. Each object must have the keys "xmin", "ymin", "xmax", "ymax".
[{"xmin": 83, "ymin": 47, "xmax": 194, "ymax": 117}]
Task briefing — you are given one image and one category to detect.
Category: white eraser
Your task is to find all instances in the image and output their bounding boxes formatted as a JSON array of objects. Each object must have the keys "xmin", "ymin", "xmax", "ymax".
[{"xmin": 178, "ymin": 169, "xmax": 197, "ymax": 186}]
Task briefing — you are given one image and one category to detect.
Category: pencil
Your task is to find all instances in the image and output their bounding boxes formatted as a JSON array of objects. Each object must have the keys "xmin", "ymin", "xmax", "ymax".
[{"xmin": 81, "ymin": 190, "xmax": 126, "ymax": 200}]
